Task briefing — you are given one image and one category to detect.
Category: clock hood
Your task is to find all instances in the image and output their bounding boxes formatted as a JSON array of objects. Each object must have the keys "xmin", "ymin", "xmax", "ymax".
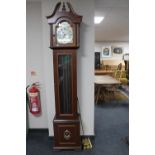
[{"xmin": 47, "ymin": 2, "xmax": 82, "ymax": 24}]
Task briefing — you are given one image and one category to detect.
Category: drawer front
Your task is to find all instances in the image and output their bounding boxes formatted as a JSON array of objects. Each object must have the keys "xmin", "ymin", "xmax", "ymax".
[{"xmin": 54, "ymin": 122, "xmax": 81, "ymax": 147}]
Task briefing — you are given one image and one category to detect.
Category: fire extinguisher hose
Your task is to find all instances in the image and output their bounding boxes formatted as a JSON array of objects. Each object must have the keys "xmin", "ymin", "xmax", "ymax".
[{"xmin": 26, "ymin": 85, "xmax": 30, "ymax": 108}]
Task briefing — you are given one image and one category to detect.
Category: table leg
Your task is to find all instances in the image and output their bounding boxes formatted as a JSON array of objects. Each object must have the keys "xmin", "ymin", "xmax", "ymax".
[
  {"xmin": 100, "ymin": 86, "xmax": 105, "ymax": 102},
  {"xmin": 95, "ymin": 86, "xmax": 101, "ymax": 104}
]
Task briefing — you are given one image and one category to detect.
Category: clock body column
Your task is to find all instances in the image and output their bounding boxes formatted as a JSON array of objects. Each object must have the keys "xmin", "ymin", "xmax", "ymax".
[{"xmin": 47, "ymin": 2, "xmax": 82, "ymax": 150}]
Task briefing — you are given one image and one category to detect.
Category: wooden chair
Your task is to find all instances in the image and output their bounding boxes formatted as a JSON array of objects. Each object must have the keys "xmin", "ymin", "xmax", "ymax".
[
  {"xmin": 115, "ymin": 63, "xmax": 129, "ymax": 85},
  {"xmin": 95, "ymin": 84, "xmax": 106, "ymax": 104},
  {"xmin": 114, "ymin": 63, "xmax": 123, "ymax": 81},
  {"xmin": 105, "ymin": 63, "xmax": 122, "ymax": 101}
]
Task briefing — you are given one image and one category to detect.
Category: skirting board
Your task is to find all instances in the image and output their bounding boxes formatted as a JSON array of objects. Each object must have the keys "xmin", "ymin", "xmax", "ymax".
[{"xmin": 27, "ymin": 129, "xmax": 95, "ymax": 140}]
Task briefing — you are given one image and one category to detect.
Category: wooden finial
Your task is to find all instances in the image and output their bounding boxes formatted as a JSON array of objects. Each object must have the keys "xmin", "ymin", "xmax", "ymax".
[
  {"xmin": 62, "ymin": 2, "xmax": 66, "ymax": 11},
  {"xmin": 67, "ymin": 2, "xmax": 76, "ymax": 14}
]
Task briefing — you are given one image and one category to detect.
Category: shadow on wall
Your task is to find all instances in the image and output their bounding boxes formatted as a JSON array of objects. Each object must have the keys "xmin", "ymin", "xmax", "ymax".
[
  {"xmin": 77, "ymin": 21, "xmax": 94, "ymax": 133},
  {"xmin": 79, "ymin": 23, "xmax": 90, "ymax": 57},
  {"xmin": 77, "ymin": 22, "xmax": 86, "ymax": 133},
  {"xmin": 77, "ymin": 22, "xmax": 91, "ymax": 101}
]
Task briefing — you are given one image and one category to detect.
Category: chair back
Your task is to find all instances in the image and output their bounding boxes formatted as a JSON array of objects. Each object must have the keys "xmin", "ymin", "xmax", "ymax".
[{"xmin": 114, "ymin": 63, "xmax": 122, "ymax": 81}]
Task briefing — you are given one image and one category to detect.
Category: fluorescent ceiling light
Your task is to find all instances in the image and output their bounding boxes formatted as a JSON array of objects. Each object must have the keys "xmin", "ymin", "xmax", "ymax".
[{"xmin": 94, "ymin": 16, "xmax": 104, "ymax": 24}]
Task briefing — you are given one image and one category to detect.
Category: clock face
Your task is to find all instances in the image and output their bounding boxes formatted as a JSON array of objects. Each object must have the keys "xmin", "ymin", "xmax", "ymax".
[{"xmin": 56, "ymin": 22, "xmax": 73, "ymax": 44}]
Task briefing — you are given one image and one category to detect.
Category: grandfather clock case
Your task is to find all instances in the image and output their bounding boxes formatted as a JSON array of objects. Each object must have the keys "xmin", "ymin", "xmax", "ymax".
[{"xmin": 47, "ymin": 2, "xmax": 82, "ymax": 150}]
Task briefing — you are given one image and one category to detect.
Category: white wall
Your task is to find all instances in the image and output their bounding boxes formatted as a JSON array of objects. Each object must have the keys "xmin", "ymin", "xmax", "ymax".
[
  {"xmin": 95, "ymin": 41, "xmax": 129, "ymax": 60},
  {"xmin": 26, "ymin": 0, "xmax": 95, "ymax": 136},
  {"xmin": 26, "ymin": 1, "xmax": 48, "ymax": 128}
]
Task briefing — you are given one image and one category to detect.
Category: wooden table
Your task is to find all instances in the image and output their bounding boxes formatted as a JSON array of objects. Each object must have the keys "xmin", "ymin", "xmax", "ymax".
[
  {"xmin": 95, "ymin": 75, "xmax": 121, "ymax": 104},
  {"xmin": 95, "ymin": 70, "xmax": 114, "ymax": 76}
]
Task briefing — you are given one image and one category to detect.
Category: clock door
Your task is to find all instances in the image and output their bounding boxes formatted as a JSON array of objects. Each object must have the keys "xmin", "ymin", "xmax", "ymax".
[{"xmin": 53, "ymin": 50, "xmax": 77, "ymax": 119}]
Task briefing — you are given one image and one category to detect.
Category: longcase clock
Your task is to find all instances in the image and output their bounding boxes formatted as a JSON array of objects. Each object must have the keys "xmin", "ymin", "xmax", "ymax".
[{"xmin": 47, "ymin": 2, "xmax": 82, "ymax": 150}]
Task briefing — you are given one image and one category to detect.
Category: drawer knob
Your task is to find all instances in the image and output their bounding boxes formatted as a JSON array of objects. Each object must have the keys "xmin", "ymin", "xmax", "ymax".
[{"xmin": 64, "ymin": 130, "xmax": 71, "ymax": 140}]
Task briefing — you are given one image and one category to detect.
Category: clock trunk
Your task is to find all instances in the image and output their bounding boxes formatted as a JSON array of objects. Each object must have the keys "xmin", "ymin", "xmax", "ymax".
[{"xmin": 53, "ymin": 50, "xmax": 78, "ymax": 119}]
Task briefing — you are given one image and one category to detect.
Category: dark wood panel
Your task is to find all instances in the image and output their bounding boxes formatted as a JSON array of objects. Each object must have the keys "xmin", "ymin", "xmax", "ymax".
[{"xmin": 53, "ymin": 117, "xmax": 81, "ymax": 149}]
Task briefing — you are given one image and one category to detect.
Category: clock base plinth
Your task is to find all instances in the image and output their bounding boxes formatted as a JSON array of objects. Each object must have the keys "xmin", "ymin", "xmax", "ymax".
[{"xmin": 53, "ymin": 116, "xmax": 81, "ymax": 150}]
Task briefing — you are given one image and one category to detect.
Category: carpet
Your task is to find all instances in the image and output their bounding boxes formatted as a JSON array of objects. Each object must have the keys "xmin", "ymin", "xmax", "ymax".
[
  {"xmin": 119, "ymin": 85, "xmax": 129, "ymax": 96},
  {"xmin": 27, "ymin": 102, "xmax": 129, "ymax": 155},
  {"xmin": 98, "ymin": 90, "xmax": 128, "ymax": 103},
  {"xmin": 114, "ymin": 91, "xmax": 128, "ymax": 100}
]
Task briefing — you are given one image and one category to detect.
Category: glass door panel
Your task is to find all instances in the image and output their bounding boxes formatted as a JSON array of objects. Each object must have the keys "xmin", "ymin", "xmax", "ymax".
[{"xmin": 58, "ymin": 55, "xmax": 72, "ymax": 114}]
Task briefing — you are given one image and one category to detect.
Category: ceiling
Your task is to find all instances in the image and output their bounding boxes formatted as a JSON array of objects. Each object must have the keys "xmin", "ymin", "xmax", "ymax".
[
  {"xmin": 95, "ymin": 0, "xmax": 129, "ymax": 42},
  {"xmin": 27, "ymin": 0, "xmax": 129, "ymax": 42}
]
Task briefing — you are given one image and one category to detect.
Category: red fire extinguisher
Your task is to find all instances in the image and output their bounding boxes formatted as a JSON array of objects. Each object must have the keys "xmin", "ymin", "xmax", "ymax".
[{"xmin": 27, "ymin": 83, "xmax": 41, "ymax": 115}]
